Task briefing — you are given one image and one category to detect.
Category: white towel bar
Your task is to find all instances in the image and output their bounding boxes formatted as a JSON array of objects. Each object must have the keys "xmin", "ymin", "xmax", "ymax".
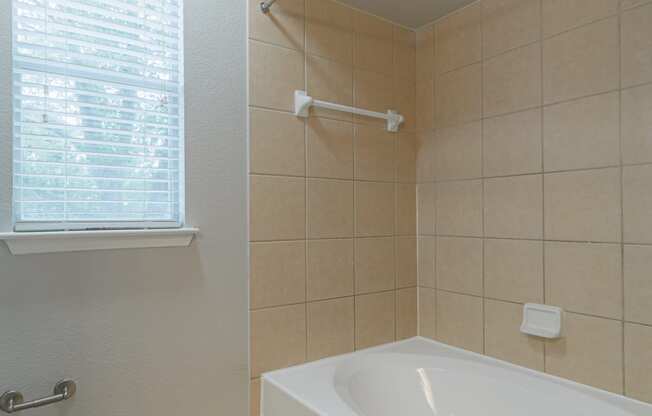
[{"xmin": 294, "ymin": 90, "xmax": 405, "ymax": 132}]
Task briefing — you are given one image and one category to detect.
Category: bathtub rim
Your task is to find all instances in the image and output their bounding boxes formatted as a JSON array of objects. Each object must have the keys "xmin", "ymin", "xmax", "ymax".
[{"xmin": 261, "ymin": 336, "xmax": 652, "ymax": 415}]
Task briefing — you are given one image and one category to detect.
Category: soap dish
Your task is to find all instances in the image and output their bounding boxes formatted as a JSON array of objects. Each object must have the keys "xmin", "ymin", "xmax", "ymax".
[{"xmin": 520, "ymin": 303, "xmax": 563, "ymax": 339}]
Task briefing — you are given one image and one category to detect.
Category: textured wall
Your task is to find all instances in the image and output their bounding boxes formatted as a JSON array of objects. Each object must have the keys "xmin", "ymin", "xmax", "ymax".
[
  {"xmin": 0, "ymin": 0, "xmax": 250, "ymax": 415},
  {"xmin": 247, "ymin": 0, "xmax": 418, "ymax": 414},
  {"xmin": 416, "ymin": 0, "xmax": 652, "ymax": 403}
]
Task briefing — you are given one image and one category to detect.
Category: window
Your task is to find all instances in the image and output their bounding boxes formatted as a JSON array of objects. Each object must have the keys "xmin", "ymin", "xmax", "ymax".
[{"xmin": 12, "ymin": 0, "xmax": 184, "ymax": 232}]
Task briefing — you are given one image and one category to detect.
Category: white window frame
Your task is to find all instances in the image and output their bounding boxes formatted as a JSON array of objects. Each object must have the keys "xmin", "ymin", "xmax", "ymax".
[
  {"xmin": 10, "ymin": 0, "xmax": 187, "ymax": 233},
  {"xmin": 1, "ymin": 0, "xmax": 197, "ymax": 254}
]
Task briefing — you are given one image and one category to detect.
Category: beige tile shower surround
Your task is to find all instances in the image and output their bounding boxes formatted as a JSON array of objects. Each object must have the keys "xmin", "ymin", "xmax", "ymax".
[
  {"xmin": 248, "ymin": 1, "xmax": 418, "ymax": 414},
  {"xmin": 416, "ymin": 0, "xmax": 652, "ymax": 404},
  {"xmin": 248, "ymin": 0, "xmax": 652, "ymax": 413}
]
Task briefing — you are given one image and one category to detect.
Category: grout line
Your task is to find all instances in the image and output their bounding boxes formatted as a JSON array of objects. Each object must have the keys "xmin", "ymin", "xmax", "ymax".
[
  {"xmin": 537, "ymin": 88, "xmax": 621, "ymax": 110},
  {"xmin": 352, "ymin": 61, "xmax": 359, "ymax": 350},
  {"xmin": 392, "ymin": 83, "xmax": 399, "ymax": 342},
  {"xmin": 251, "ymin": 300, "xmax": 307, "ymax": 312},
  {"xmin": 558, "ymin": 309, "xmax": 625, "ymax": 323},
  {"xmin": 330, "ymin": 0, "xmax": 415, "ymax": 32},
  {"xmin": 434, "ymin": 288, "xmax": 628, "ymax": 323},
  {"xmin": 430, "ymin": 234, "xmax": 626, "ymax": 245},
  {"xmin": 249, "ymin": 171, "xmax": 410, "ymax": 183},
  {"xmin": 484, "ymin": 37, "xmax": 540, "ymax": 62},
  {"xmin": 252, "ymin": 294, "xmax": 365, "ymax": 312},
  {"xmin": 250, "ymin": 234, "xmax": 419, "ymax": 243},
  {"xmin": 541, "ymin": 12, "xmax": 620, "ymax": 41},
  {"xmin": 617, "ymin": 3, "xmax": 627, "ymax": 395},
  {"xmin": 538, "ymin": 0, "xmax": 548, "ymax": 373},
  {"xmin": 625, "ymin": 320, "xmax": 652, "ymax": 329},
  {"xmin": 372, "ymin": 234, "xmax": 652, "ymax": 247},
  {"xmin": 248, "ymin": 36, "xmax": 305, "ymax": 54},
  {"xmin": 388, "ymin": 233, "xmax": 652, "ymax": 248},
  {"xmin": 436, "ymin": 288, "xmax": 484, "ymax": 300},
  {"xmin": 479, "ymin": 4, "xmax": 486, "ymax": 356},
  {"xmin": 439, "ymin": 37, "xmax": 540, "ymax": 79},
  {"xmin": 430, "ymin": 164, "xmax": 621, "ymax": 183},
  {"xmin": 416, "ymin": 285, "xmax": 421, "ymax": 336},
  {"xmin": 389, "ymin": 159, "xmax": 652, "ymax": 184},
  {"xmin": 422, "ymin": 23, "xmax": 437, "ymax": 337},
  {"xmin": 249, "ymin": 158, "xmax": 652, "ymax": 184},
  {"xmin": 436, "ymin": 58, "xmax": 483, "ymax": 80},
  {"xmin": 303, "ymin": 2, "xmax": 309, "ymax": 364},
  {"xmin": 413, "ymin": 0, "xmax": 481, "ymax": 31}
]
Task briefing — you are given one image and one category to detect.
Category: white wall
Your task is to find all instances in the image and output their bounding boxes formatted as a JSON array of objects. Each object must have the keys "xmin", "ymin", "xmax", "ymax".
[{"xmin": 0, "ymin": 0, "xmax": 249, "ymax": 415}]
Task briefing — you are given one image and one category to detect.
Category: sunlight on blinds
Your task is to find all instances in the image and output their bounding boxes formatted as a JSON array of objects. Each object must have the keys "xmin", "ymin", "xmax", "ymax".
[{"xmin": 12, "ymin": 0, "xmax": 184, "ymax": 231}]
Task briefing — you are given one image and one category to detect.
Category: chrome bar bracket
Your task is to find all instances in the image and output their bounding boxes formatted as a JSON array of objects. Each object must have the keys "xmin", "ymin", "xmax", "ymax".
[
  {"xmin": 0, "ymin": 380, "xmax": 76, "ymax": 413},
  {"xmin": 260, "ymin": 0, "xmax": 277, "ymax": 13}
]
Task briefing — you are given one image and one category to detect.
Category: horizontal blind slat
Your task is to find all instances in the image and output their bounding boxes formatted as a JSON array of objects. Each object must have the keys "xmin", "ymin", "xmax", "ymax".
[
  {"xmin": 15, "ymin": 18, "xmax": 179, "ymax": 53},
  {"xmin": 16, "ymin": 107, "xmax": 180, "ymax": 129},
  {"xmin": 15, "ymin": 37, "xmax": 180, "ymax": 74},
  {"xmin": 14, "ymin": 58, "xmax": 180, "ymax": 92},
  {"xmin": 14, "ymin": 70, "xmax": 181, "ymax": 104},
  {"xmin": 16, "ymin": 5, "xmax": 181, "ymax": 44}
]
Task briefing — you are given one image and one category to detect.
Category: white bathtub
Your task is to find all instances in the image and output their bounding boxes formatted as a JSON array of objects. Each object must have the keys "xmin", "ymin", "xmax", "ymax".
[{"xmin": 261, "ymin": 337, "xmax": 652, "ymax": 416}]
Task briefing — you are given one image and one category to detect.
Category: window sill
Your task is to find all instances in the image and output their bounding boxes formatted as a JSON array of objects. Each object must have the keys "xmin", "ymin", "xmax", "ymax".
[{"xmin": 0, "ymin": 228, "xmax": 199, "ymax": 255}]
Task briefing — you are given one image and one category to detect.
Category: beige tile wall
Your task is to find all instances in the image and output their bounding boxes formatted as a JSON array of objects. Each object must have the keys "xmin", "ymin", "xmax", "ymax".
[
  {"xmin": 249, "ymin": 0, "xmax": 652, "ymax": 410},
  {"xmin": 416, "ymin": 0, "xmax": 652, "ymax": 403},
  {"xmin": 248, "ymin": 1, "xmax": 417, "ymax": 414}
]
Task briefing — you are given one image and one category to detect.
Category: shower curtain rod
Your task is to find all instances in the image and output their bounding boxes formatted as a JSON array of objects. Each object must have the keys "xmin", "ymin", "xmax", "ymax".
[{"xmin": 260, "ymin": 0, "xmax": 277, "ymax": 13}]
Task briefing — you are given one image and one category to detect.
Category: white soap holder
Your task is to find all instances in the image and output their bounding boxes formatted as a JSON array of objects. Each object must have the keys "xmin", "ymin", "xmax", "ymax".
[{"xmin": 520, "ymin": 303, "xmax": 563, "ymax": 339}]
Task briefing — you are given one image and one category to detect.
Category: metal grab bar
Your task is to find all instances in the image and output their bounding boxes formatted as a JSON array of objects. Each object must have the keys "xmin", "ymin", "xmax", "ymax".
[{"xmin": 0, "ymin": 380, "xmax": 76, "ymax": 413}]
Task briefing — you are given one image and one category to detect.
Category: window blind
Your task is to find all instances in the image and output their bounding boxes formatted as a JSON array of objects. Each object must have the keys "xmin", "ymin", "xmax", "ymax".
[{"xmin": 12, "ymin": 0, "xmax": 184, "ymax": 231}]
